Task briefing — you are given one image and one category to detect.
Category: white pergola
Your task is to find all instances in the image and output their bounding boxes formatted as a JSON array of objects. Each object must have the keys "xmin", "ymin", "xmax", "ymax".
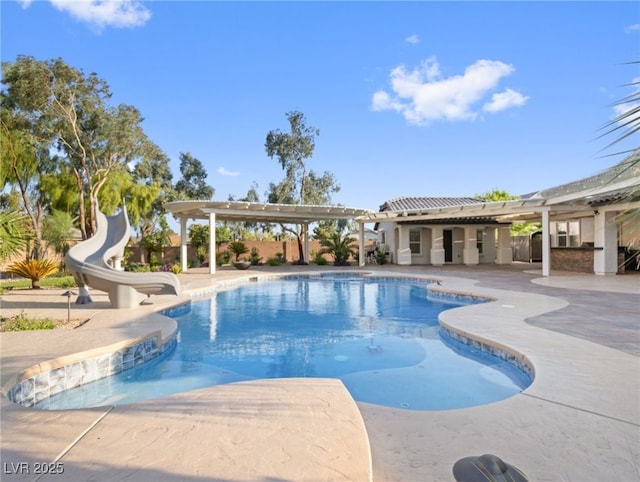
[{"xmin": 164, "ymin": 200, "xmax": 374, "ymax": 274}]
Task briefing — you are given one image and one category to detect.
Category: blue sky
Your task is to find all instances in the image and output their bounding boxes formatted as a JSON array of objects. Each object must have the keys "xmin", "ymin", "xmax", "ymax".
[{"xmin": 2, "ymin": 1, "xmax": 639, "ymax": 214}]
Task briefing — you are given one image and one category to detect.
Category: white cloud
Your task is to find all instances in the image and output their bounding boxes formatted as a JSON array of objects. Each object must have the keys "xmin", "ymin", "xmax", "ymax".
[
  {"xmin": 372, "ymin": 57, "xmax": 528, "ymax": 124},
  {"xmin": 483, "ymin": 88, "xmax": 529, "ymax": 113},
  {"xmin": 22, "ymin": 0, "xmax": 151, "ymax": 30},
  {"xmin": 217, "ymin": 167, "xmax": 240, "ymax": 177},
  {"xmin": 624, "ymin": 23, "xmax": 640, "ymax": 33},
  {"xmin": 405, "ymin": 34, "xmax": 420, "ymax": 45}
]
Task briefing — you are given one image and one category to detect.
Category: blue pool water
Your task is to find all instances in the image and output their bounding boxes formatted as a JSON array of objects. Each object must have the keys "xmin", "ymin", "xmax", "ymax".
[{"xmin": 35, "ymin": 274, "xmax": 532, "ymax": 411}]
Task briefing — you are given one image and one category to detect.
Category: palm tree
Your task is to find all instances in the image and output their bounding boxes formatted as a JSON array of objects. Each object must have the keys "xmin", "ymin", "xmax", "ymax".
[
  {"xmin": 319, "ymin": 232, "xmax": 356, "ymax": 266},
  {"xmin": 0, "ymin": 211, "xmax": 31, "ymax": 262},
  {"xmin": 228, "ymin": 241, "xmax": 249, "ymax": 262}
]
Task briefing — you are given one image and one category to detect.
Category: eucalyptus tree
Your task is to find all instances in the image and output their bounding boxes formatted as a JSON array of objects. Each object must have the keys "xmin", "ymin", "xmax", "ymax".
[
  {"xmin": 0, "ymin": 105, "xmax": 54, "ymax": 259},
  {"xmin": 265, "ymin": 111, "xmax": 340, "ymax": 262},
  {"xmin": 174, "ymin": 152, "xmax": 214, "ymax": 200},
  {"xmin": 2, "ymin": 56, "xmax": 161, "ymax": 240}
]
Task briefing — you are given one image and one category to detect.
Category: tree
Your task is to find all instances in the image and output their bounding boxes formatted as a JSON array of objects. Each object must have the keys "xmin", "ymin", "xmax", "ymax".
[
  {"xmin": 0, "ymin": 211, "xmax": 31, "ymax": 261},
  {"xmin": 0, "ymin": 107, "xmax": 54, "ymax": 259},
  {"xmin": 265, "ymin": 111, "xmax": 340, "ymax": 262},
  {"xmin": 318, "ymin": 232, "xmax": 357, "ymax": 266},
  {"xmin": 42, "ymin": 209, "xmax": 74, "ymax": 259},
  {"xmin": 474, "ymin": 188, "xmax": 519, "ymax": 202},
  {"xmin": 266, "ymin": 111, "xmax": 319, "ymax": 204},
  {"xmin": 475, "ymin": 189, "xmax": 541, "ymax": 236},
  {"xmin": 1, "ymin": 56, "xmax": 162, "ymax": 240},
  {"xmin": 126, "ymin": 148, "xmax": 175, "ymax": 263},
  {"xmin": 141, "ymin": 216, "xmax": 172, "ymax": 266},
  {"xmin": 228, "ymin": 181, "xmax": 267, "ymax": 238},
  {"xmin": 174, "ymin": 152, "xmax": 214, "ymax": 200}
]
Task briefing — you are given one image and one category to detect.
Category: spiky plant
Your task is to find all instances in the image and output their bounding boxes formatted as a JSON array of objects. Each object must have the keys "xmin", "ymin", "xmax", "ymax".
[
  {"xmin": 6, "ymin": 259, "xmax": 59, "ymax": 289},
  {"xmin": 319, "ymin": 232, "xmax": 356, "ymax": 266},
  {"xmin": 228, "ymin": 241, "xmax": 249, "ymax": 262},
  {"xmin": 0, "ymin": 211, "xmax": 31, "ymax": 262}
]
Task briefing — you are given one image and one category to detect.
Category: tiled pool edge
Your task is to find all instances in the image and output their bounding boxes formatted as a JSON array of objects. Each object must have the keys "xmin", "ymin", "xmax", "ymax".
[
  {"xmin": 4, "ymin": 304, "xmax": 192, "ymax": 409},
  {"xmin": 6, "ymin": 331, "xmax": 177, "ymax": 408}
]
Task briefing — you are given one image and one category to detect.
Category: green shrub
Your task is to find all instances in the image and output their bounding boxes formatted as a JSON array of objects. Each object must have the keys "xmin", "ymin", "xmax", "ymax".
[
  {"xmin": 266, "ymin": 257, "xmax": 281, "ymax": 266},
  {"xmin": 127, "ymin": 262, "xmax": 151, "ymax": 272},
  {"xmin": 1, "ymin": 312, "xmax": 55, "ymax": 332},
  {"xmin": 216, "ymin": 251, "xmax": 231, "ymax": 266},
  {"xmin": 249, "ymin": 247, "xmax": 262, "ymax": 265},
  {"xmin": 171, "ymin": 263, "xmax": 182, "ymax": 274},
  {"xmin": 312, "ymin": 250, "xmax": 328, "ymax": 265},
  {"xmin": 375, "ymin": 247, "xmax": 388, "ymax": 265}
]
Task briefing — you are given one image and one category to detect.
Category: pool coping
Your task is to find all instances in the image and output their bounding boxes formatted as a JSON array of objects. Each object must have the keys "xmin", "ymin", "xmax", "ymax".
[{"xmin": 1, "ymin": 265, "xmax": 638, "ymax": 481}]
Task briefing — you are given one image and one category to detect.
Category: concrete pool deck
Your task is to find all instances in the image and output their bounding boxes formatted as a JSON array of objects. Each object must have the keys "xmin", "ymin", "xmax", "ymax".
[{"xmin": 1, "ymin": 264, "xmax": 638, "ymax": 481}]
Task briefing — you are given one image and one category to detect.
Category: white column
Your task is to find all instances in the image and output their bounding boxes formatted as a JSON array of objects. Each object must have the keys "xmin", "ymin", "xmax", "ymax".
[
  {"xmin": 495, "ymin": 226, "xmax": 513, "ymax": 265},
  {"xmin": 483, "ymin": 227, "xmax": 497, "ymax": 264},
  {"xmin": 463, "ymin": 227, "xmax": 479, "ymax": 265},
  {"xmin": 180, "ymin": 216, "xmax": 188, "ymax": 273},
  {"xmin": 303, "ymin": 223, "xmax": 310, "ymax": 264},
  {"xmin": 430, "ymin": 226, "xmax": 445, "ymax": 266},
  {"xmin": 594, "ymin": 210, "xmax": 618, "ymax": 275},
  {"xmin": 541, "ymin": 208, "xmax": 551, "ymax": 277},
  {"xmin": 358, "ymin": 222, "xmax": 365, "ymax": 267},
  {"xmin": 209, "ymin": 212, "xmax": 216, "ymax": 275}
]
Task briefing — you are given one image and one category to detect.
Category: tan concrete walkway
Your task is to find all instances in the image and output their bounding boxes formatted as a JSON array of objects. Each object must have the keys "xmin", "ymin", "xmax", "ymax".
[{"xmin": 1, "ymin": 264, "xmax": 639, "ymax": 481}]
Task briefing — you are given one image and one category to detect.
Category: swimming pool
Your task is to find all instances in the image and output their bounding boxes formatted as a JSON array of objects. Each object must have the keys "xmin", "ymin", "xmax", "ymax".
[{"xmin": 34, "ymin": 274, "xmax": 532, "ymax": 410}]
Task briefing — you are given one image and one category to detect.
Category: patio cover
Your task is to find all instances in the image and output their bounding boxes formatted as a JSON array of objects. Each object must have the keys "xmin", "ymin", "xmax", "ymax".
[
  {"xmin": 164, "ymin": 200, "xmax": 374, "ymax": 273},
  {"xmin": 356, "ymin": 153, "xmax": 640, "ymax": 276}
]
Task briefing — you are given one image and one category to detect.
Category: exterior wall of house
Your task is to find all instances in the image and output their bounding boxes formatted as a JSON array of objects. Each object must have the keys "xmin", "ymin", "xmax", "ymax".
[{"xmin": 375, "ymin": 223, "xmax": 508, "ymax": 266}]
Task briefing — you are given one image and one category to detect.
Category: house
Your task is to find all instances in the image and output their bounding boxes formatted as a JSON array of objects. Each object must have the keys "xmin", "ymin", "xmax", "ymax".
[
  {"xmin": 373, "ymin": 197, "xmax": 511, "ymax": 266},
  {"xmin": 359, "ymin": 150, "xmax": 640, "ymax": 276}
]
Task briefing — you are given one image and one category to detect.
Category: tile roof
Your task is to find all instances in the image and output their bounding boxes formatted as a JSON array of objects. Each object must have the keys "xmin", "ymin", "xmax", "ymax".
[
  {"xmin": 379, "ymin": 197, "xmax": 481, "ymax": 212},
  {"xmin": 534, "ymin": 149, "xmax": 640, "ymax": 201}
]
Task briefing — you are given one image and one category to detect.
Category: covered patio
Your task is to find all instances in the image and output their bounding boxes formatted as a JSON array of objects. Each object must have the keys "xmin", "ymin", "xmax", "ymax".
[{"xmin": 357, "ymin": 155, "xmax": 640, "ymax": 277}]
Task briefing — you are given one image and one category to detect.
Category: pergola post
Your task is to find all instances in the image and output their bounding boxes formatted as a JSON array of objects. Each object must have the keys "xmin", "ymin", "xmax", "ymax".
[
  {"xmin": 541, "ymin": 207, "xmax": 551, "ymax": 277},
  {"xmin": 594, "ymin": 210, "xmax": 618, "ymax": 275},
  {"xmin": 358, "ymin": 222, "xmax": 366, "ymax": 267},
  {"xmin": 303, "ymin": 223, "xmax": 310, "ymax": 264},
  {"xmin": 180, "ymin": 216, "xmax": 188, "ymax": 273},
  {"xmin": 209, "ymin": 212, "xmax": 216, "ymax": 275}
]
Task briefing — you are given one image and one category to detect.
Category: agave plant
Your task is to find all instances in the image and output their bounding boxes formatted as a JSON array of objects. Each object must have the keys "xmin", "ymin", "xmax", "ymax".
[{"xmin": 6, "ymin": 259, "xmax": 59, "ymax": 289}]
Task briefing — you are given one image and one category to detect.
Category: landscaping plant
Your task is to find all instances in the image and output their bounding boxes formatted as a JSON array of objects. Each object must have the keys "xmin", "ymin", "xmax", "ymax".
[{"xmin": 5, "ymin": 259, "xmax": 59, "ymax": 289}]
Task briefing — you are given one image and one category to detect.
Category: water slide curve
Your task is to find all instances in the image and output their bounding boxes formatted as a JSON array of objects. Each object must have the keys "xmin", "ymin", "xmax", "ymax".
[{"xmin": 65, "ymin": 202, "xmax": 181, "ymax": 309}]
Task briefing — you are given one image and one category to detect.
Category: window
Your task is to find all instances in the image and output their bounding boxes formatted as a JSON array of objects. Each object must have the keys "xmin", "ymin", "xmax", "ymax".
[
  {"xmin": 557, "ymin": 222, "xmax": 568, "ymax": 247},
  {"xmin": 409, "ymin": 229, "xmax": 421, "ymax": 254},
  {"xmin": 568, "ymin": 221, "xmax": 580, "ymax": 247},
  {"xmin": 476, "ymin": 230, "xmax": 484, "ymax": 254},
  {"xmin": 555, "ymin": 221, "xmax": 580, "ymax": 247}
]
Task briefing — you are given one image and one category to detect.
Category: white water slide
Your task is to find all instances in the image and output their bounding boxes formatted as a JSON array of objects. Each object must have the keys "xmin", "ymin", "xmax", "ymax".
[{"xmin": 65, "ymin": 202, "xmax": 181, "ymax": 309}]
